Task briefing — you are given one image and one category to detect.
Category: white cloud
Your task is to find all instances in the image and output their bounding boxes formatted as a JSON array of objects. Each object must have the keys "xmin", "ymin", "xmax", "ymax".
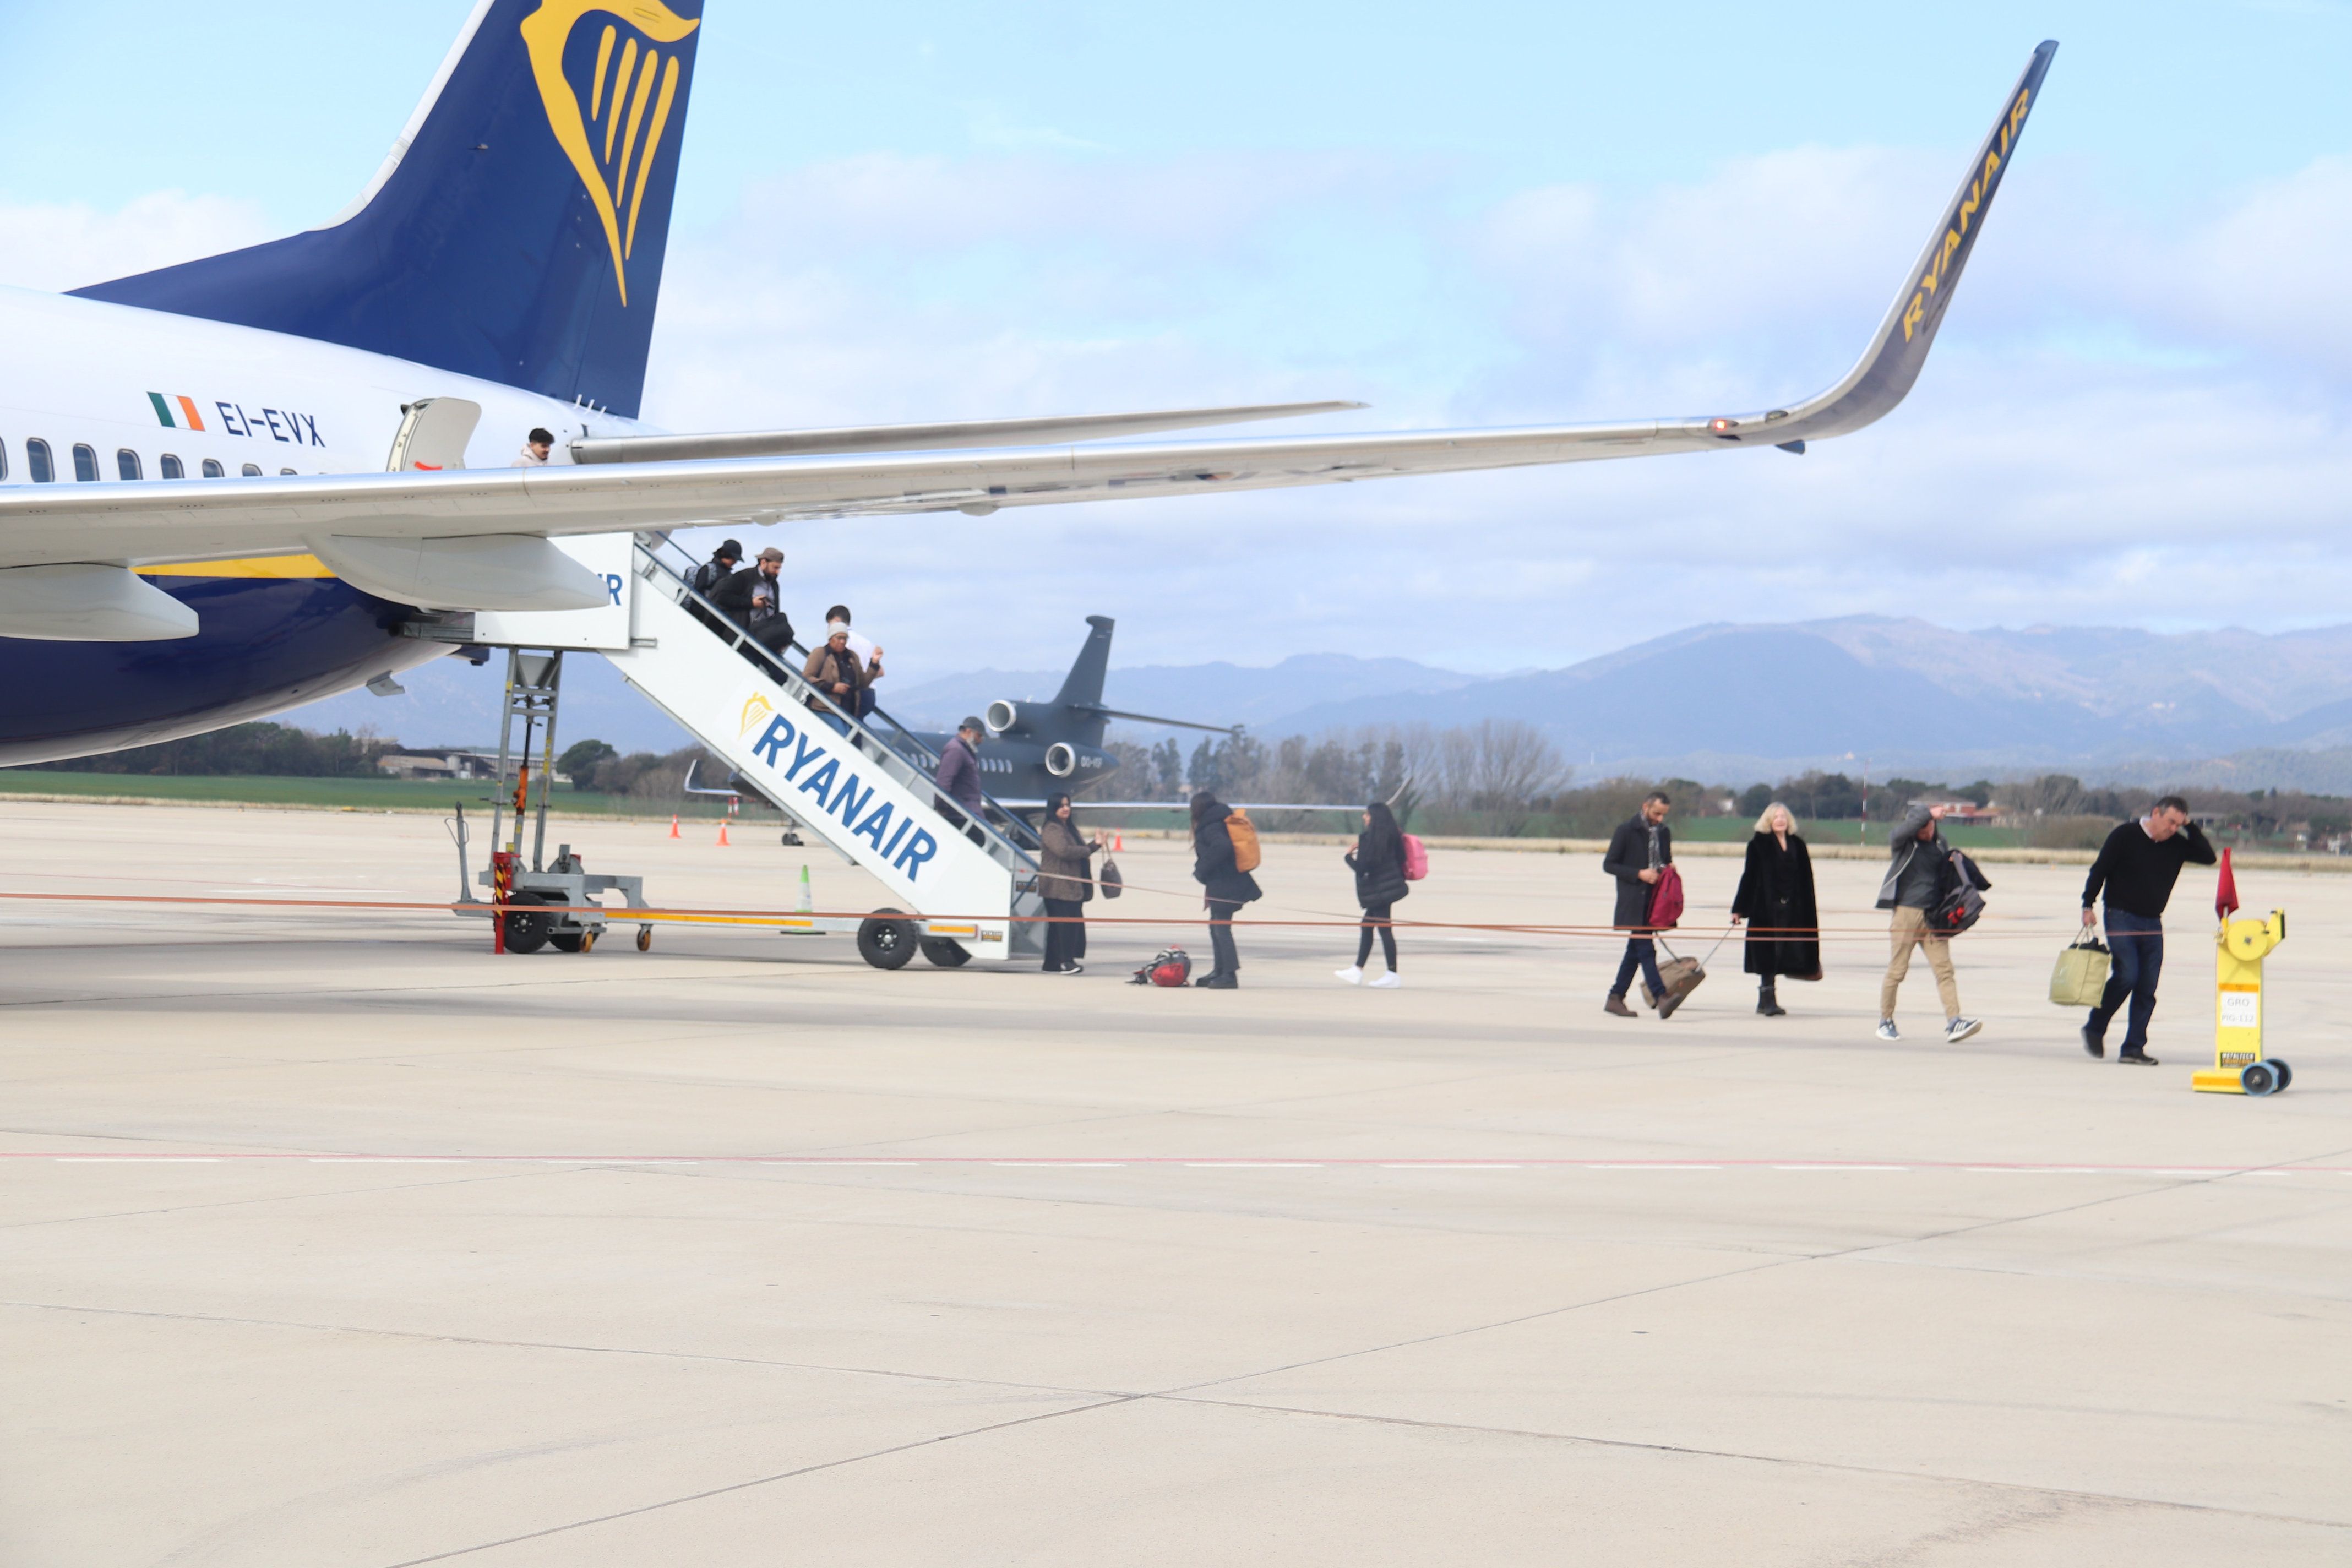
[
  {"xmin": 633, "ymin": 138, "xmax": 2352, "ymax": 680},
  {"xmin": 0, "ymin": 190, "xmax": 271, "ymax": 292}
]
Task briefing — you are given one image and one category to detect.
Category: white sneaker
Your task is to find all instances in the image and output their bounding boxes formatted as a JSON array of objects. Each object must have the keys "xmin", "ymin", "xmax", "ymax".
[
  {"xmin": 1945, "ymin": 1017, "xmax": 1984, "ymax": 1043},
  {"xmin": 1335, "ymin": 966, "xmax": 1363, "ymax": 985},
  {"xmin": 1367, "ymin": 971, "xmax": 1401, "ymax": 989},
  {"xmin": 1875, "ymin": 1020, "xmax": 1901, "ymax": 1042}
]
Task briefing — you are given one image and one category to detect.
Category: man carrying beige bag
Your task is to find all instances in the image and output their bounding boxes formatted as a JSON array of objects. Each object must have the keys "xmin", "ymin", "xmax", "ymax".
[{"xmin": 2078, "ymin": 795, "xmax": 2215, "ymax": 1065}]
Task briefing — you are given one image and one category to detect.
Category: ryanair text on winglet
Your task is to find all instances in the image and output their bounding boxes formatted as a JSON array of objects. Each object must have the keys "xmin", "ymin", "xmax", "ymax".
[{"xmin": 1901, "ymin": 85, "xmax": 2034, "ymax": 342}]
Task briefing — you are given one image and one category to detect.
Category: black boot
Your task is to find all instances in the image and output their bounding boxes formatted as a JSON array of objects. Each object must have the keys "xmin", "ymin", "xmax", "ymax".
[{"xmin": 1757, "ymin": 980, "xmax": 1786, "ymax": 1017}]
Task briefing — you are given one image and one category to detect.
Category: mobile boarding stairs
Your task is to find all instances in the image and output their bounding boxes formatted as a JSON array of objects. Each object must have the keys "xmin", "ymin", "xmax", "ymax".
[{"xmin": 428, "ymin": 533, "xmax": 1047, "ymax": 968}]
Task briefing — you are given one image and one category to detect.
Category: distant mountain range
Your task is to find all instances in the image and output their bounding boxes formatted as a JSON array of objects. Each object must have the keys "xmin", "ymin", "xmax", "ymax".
[{"xmin": 269, "ymin": 617, "xmax": 2352, "ymax": 792}]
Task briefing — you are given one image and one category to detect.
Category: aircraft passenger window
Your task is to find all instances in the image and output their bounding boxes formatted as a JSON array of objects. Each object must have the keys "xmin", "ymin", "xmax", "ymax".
[
  {"xmin": 279, "ymin": 467, "xmax": 296, "ymax": 476},
  {"xmin": 159, "ymin": 455, "xmax": 184, "ymax": 480},
  {"xmin": 73, "ymin": 444, "xmax": 99, "ymax": 482},
  {"xmin": 201, "ymin": 459, "xmax": 225, "ymax": 478},
  {"xmin": 117, "ymin": 449, "xmax": 143, "ymax": 481},
  {"xmin": 27, "ymin": 439, "xmax": 54, "ymax": 483},
  {"xmin": 241, "ymin": 463, "xmax": 262, "ymax": 477},
  {"xmin": 0, "ymin": 439, "xmax": 8, "ymax": 480}
]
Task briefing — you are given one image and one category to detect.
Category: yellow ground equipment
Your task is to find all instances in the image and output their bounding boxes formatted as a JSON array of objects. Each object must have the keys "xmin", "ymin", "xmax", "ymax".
[{"xmin": 2196, "ymin": 908, "xmax": 2292, "ymax": 1096}]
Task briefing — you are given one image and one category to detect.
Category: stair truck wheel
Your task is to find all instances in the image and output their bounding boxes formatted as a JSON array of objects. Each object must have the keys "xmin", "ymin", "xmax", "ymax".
[
  {"xmin": 636, "ymin": 926, "xmax": 653, "ymax": 952},
  {"xmin": 919, "ymin": 937, "xmax": 972, "ymax": 968},
  {"xmin": 2240, "ymin": 1060, "xmax": 2280, "ymax": 1097},
  {"xmin": 2273, "ymin": 1059, "xmax": 2292, "ymax": 1091},
  {"xmin": 502, "ymin": 891, "xmax": 556, "ymax": 955},
  {"xmin": 857, "ymin": 908, "xmax": 919, "ymax": 971}
]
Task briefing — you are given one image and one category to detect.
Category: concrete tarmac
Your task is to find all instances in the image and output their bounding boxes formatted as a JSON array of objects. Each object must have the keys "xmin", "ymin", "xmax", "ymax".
[{"xmin": 1, "ymin": 801, "xmax": 2346, "ymax": 1565}]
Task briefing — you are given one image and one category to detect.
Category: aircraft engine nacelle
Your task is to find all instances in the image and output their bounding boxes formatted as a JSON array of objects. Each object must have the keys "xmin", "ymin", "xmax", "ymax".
[
  {"xmin": 985, "ymin": 699, "xmax": 1020, "ymax": 735},
  {"xmin": 1044, "ymin": 742, "xmax": 1077, "ymax": 778}
]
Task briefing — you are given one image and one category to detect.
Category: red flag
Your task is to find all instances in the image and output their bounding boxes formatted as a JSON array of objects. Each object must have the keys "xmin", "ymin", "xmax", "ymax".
[{"xmin": 2215, "ymin": 847, "xmax": 2239, "ymax": 922}]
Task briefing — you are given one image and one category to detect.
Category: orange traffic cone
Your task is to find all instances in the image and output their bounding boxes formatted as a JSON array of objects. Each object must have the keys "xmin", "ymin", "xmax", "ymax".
[
  {"xmin": 715, "ymin": 821, "xmax": 730, "ymax": 847},
  {"xmin": 1113, "ymin": 833, "xmax": 1124, "ymax": 852},
  {"xmin": 668, "ymin": 815, "xmax": 680, "ymax": 839}
]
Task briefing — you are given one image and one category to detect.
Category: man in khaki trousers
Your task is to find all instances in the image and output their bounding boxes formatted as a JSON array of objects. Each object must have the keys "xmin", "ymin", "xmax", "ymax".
[{"xmin": 1875, "ymin": 802, "xmax": 1984, "ymax": 1043}]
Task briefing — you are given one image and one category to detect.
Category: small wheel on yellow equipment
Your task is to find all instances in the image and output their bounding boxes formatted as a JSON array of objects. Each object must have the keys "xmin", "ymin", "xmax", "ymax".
[
  {"xmin": 636, "ymin": 926, "xmax": 654, "ymax": 952},
  {"xmin": 579, "ymin": 929, "xmax": 598, "ymax": 954}
]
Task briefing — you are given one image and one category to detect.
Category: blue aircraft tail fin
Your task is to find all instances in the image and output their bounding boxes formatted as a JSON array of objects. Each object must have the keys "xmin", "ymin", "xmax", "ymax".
[
  {"xmin": 1053, "ymin": 617, "xmax": 1116, "ymax": 716},
  {"xmin": 70, "ymin": 0, "xmax": 706, "ymax": 419}
]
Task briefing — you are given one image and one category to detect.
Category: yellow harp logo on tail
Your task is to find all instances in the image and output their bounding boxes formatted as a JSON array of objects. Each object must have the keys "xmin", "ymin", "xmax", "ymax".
[{"xmin": 520, "ymin": 0, "xmax": 701, "ymax": 306}]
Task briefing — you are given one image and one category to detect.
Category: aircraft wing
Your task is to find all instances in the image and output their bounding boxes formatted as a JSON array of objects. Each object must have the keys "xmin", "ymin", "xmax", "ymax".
[
  {"xmin": 570, "ymin": 401, "xmax": 1369, "ymax": 464},
  {"xmin": 0, "ymin": 46, "xmax": 2052, "ymax": 580}
]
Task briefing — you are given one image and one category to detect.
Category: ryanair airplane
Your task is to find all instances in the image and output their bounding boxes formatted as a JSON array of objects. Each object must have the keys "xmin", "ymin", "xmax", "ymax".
[{"xmin": 0, "ymin": 2, "xmax": 2054, "ymax": 764}]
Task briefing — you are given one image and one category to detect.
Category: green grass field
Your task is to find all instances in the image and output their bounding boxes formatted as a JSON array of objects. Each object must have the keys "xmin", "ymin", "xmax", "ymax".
[{"xmin": 0, "ymin": 771, "xmax": 750, "ymax": 818}]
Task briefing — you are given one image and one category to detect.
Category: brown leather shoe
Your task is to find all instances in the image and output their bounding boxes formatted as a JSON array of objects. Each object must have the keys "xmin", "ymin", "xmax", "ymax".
[
  {"xmin": 1658, "ymin": 990, "xmax": 1687, "ymax": 1020},
  {"xmin": 1604, "ymin": 994, "xmax": 1637, "ymax": 1017}
]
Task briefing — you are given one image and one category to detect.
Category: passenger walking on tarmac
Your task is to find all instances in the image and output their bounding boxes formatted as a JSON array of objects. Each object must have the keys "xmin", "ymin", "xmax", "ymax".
[
  {"xmin": 1602, "ymin": 792, "xmax": 1676, "ymax": 1019},
  {"xmin": 1337, "ymin": 801, "xmax": 1408, "ymax": 988},
  {"xmin": 934, "ymin": 717, "xmax": 989, "ymax": 842},
  {"xmin": 1730, "ymin": 801, "xmax": 1821, "ymax": 1016},
  {"xmin": 1190, "ymin": 791, "xmax": 1260, "ymax": 989},
  {"xmin": 510, "ymin": 427, "xmax": 555, "ymax": 466},
  {"xmin": 2079, "ymin": 794, "xmax": 2214, "ymax": 1066},
  {"xmin": 804, "ymin": 625, "xmax": 870, "ymax": 733},
  {"xmin": 1037, "ymin": 791, "xmax": 1103, "ymax": 975},
  {"xmin": 1876, "ymin": 803, "xmax": 1984, "ymax": 1043},
  {"xmin": 824, "ymin": 606, "xmax": 884, "ymax": 717}
]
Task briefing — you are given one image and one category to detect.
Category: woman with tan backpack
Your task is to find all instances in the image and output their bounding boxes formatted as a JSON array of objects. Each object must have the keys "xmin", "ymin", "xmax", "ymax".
[{"xmin": 1189, "ymin": 792, "xmax": 1261, "ymax": 989}]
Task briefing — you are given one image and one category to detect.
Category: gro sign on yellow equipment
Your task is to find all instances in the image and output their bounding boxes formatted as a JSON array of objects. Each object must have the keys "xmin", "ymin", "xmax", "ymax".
[{"xmin": 2197, "ymin": 901, "xmax": 2293, "ymax": 1097}]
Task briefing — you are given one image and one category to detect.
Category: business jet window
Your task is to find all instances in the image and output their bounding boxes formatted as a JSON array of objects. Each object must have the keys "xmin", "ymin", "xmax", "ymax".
[
  {"xmin": 279, "ymin": 467, "xmax": 296, "ymax": 476},
  {"xmin": 201, "ymin": 459, "xmax": 225, "ymax": 478},
  {"xmin": 0, "ymin": 439, "xmax": 8, "ymax": 480},
  {"xmin": 117, "ymin": 449, "xmax": 143, "ymax": 481},
  {"xmin": 72, "ymin": 444, "xmax": 99, "ymax": 482},
  {"xmin": 241, "ymin": 463, "xmax": 262, "ymax": 477},
  {"xmin": 159, "ymin": 455, "xmax": 184, "ymax": 480},
  {"xmin": 27, "ymin": 440, "xmax": 54, "ymax": 483}
]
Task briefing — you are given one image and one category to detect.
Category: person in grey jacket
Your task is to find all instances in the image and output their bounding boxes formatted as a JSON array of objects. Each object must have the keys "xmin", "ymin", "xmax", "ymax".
[
  {"xmin": 933, "ymin": 718, "xmax": 988, "ymax": 843},
  {"xmin": 1875, "ymin": 802, "xmax": 1983, "ymax": 1043}
]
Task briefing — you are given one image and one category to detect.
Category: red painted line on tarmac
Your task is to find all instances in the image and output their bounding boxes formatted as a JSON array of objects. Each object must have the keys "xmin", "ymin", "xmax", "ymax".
[{"xmin": 6, "ymin": 1153, "xmax": 2346, "ymax": 1175}]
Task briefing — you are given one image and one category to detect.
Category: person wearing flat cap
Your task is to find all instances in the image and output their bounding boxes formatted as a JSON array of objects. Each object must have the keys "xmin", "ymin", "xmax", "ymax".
[{"xmin": 933, "ymin": 716, "xmax": 989, "ymax": 842}]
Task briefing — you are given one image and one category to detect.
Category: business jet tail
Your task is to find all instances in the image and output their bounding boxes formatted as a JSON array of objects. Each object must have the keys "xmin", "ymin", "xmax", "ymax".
[{"xmin": 71, "ymin": 0, "xmax": 706, "ymax": 420}]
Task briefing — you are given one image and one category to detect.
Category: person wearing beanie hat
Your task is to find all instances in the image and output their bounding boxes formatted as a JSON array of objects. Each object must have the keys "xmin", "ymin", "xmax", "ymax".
[{"xmin": 823, "ymin": 605, "xmax": 884, "ymax": 717}]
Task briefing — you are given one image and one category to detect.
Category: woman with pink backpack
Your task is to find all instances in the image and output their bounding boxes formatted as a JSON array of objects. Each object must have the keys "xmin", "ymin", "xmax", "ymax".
[{"xmin": 1337, "ymin": 802, "xmax": 1422, "ymax": 988}]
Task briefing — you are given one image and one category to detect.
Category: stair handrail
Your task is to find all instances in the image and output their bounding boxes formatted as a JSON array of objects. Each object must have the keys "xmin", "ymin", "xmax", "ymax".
[{"xmin": 635, "ymin": 541, "xmax": 1042, "ymax": 874}]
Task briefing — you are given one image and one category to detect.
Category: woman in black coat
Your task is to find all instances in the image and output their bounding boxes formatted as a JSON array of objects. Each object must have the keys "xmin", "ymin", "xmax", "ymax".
[
  {"xmin": 1730, "ymin": 801, "xmax": 1822, "ymax": 1016},
  {"xmin": 1338, "ymin": 801, "xmax": 1409, "ymax": 987},
  {"xmin": 1190, "ymin": 791, "xmax": 1260, "ymax": 988}
]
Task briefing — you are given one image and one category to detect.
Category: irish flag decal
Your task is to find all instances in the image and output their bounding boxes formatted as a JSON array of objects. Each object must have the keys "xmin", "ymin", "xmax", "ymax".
[{"xmin": 146, "ymin": 393, "xmax": 206, "ymax": 431}]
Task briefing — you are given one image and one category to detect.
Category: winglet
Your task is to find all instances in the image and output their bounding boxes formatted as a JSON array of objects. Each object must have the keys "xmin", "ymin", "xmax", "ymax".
[{"xmin": 1771, "ymin": 41, "xmax": 2057, "ymax": 443}]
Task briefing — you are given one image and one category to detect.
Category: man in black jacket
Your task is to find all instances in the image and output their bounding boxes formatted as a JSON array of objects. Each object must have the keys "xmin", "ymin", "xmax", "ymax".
[
  {"xmin": 1602, "ymin": 792, "xmax": 1675, "ymax": 1018},
  {"xmin": 2080, "ymin": 794, "xmax": 2215, "ymax": 1065},
  {"xmin": 1875, "ymin": 802, "xmax": 1983, "ymax": 1044}
]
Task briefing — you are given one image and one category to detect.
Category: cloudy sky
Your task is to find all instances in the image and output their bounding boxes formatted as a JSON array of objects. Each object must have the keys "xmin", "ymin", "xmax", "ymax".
[{"xmin": 3, "ymin": 1, "xmax": 2350, "ymax": 677}]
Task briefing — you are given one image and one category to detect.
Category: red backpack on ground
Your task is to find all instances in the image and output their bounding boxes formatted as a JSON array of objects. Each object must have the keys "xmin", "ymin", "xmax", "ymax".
[{"xmin": 1130, "ymin": 948, "xmax": 1193, "ymax": 987}]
